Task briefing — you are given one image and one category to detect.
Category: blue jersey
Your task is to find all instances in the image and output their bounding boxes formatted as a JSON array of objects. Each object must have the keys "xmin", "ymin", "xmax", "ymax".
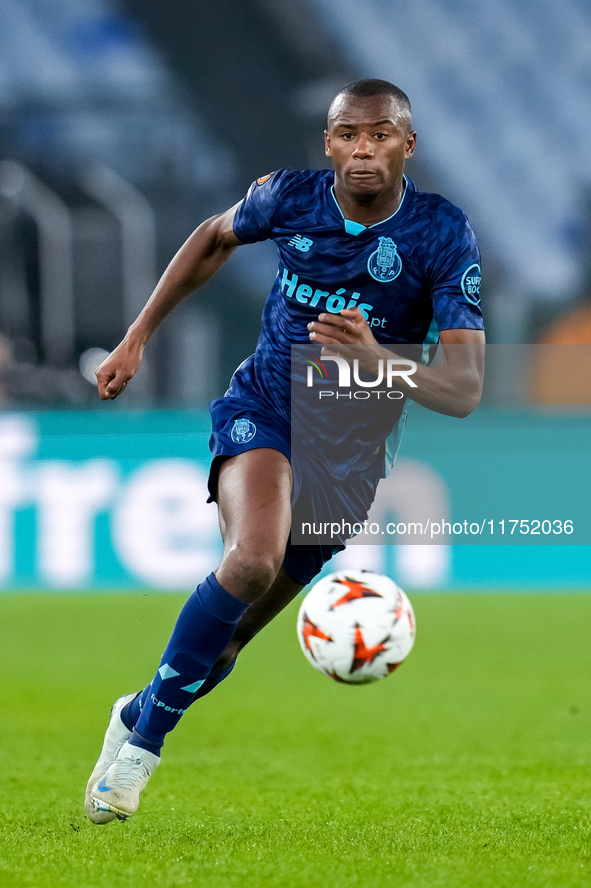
[
  {"xmin": 226, "ymin": 168, "xmax": 483, "ymax": 479},
  {"xmin": 232, "ymin": 169, "xmax": 482, "ymax": 393}
]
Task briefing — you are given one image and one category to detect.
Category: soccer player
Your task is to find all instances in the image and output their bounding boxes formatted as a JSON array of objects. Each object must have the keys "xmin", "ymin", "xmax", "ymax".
[{"xmin": 86, "ymin": 79, "xmax": 485, "ymax": 823}]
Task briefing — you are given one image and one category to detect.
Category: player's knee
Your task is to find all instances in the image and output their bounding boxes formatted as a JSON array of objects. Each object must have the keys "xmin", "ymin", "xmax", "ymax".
[
  {"xmin": 237, "ymin": 552, "xmax": 281, "ymax": 595},
  {"xmin": 224, "ymin": 545, "xmax": 282, "ymax": 597}
]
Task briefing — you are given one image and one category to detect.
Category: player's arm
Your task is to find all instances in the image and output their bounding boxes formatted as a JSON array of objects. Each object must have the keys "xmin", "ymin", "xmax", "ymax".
[
  {"xmin": 402, "ymin": 327, "xmax": 485, "ymax": 417},
  {"xmin": 308, "ymin": 308, "xmax": 485, "ymax": 418},
  {"xmin": 96, "ymin": 204, "xmax": 243, "ymax": 400}
]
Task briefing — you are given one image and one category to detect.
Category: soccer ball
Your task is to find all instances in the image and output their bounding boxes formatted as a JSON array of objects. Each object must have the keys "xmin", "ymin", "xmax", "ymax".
[{"xmin": 296, "ymin": 570, "xmax": 416, "ymax": 684}]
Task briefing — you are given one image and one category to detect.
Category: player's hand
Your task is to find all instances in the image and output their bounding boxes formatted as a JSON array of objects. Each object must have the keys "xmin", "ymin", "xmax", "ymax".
[
  {"xmin": 307, "ymin": 307, "xmax": 377, "ymax": 347},
  {"xmin": 308, "ymin": 307, "xmax": 384, "ymax": 374},
  {"xmin": 95, "ymin": 340, "xmax": 143, "ymax": 400}
]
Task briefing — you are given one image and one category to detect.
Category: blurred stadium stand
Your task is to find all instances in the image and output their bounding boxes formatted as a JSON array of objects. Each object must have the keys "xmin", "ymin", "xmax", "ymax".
[
  {"xmin": 0, "ymin": 0, "xmax": 356, "ymax": 406},
  {"xmin": 313, "ymin": 0, "xmax": 591, "ymax": 346},
  {"xmin": 0, "ymin": 0, "xmax": 590, "ymax": 408}
]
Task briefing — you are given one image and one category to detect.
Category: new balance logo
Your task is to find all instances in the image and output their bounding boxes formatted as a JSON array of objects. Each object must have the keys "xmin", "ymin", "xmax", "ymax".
[{"xmin": 288, "ymin": 234, "xmax": 314, "ymax": 252}]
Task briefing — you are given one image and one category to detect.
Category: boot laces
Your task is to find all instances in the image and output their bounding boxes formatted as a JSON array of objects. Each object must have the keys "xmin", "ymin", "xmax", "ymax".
[{"xmin": 107, "ymin": 754, "xmax": 151, "ymax": 789}]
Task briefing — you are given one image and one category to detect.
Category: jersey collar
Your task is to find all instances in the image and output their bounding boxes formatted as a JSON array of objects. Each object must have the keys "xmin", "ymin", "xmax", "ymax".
[{"xmin": 330, "ymin": 175, "xmax": 411, "ymax": 236}]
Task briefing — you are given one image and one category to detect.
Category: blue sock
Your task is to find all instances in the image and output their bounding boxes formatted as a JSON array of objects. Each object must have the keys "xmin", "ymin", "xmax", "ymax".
[
  {"xmin": 121, "ymin": 657, "xmax": 237, "ymax": 733},
  {"xmin": 129, "ymin": 573, "xmax": 248, "ymax": 753},
  {"xmin": 192, "ymin": 659, "xmax": 236, "ymax": 701},
  {"xmin": 120, "ymin": 687, "xmax": 150, "ymax": 732}
]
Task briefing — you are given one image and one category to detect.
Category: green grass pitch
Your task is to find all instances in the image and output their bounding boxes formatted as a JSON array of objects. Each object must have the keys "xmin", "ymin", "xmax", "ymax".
[{"xmin": 0, "ymin": 591, "xmax": 589, "ymax": 888}]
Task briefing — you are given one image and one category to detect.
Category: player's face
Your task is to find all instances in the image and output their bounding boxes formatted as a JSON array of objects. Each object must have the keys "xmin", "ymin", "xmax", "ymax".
[{"xmin": 324, "ymin": 95, "xmax": 416, "ymax": 201}]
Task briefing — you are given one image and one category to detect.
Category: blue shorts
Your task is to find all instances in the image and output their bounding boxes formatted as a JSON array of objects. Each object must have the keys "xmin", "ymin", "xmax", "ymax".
[{"xmin": 207, "ymin": 393, "xmax": 380, "ymax": 586}]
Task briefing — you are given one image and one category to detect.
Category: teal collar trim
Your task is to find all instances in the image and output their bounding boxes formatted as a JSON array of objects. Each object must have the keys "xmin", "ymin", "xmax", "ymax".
[
  {"xmin": 344, "ymin": 219, "xmax": 367, "ymax": 236},
  {"xmin": 331, "ymin": 176, "xmax": 409, "ymax": 237}
]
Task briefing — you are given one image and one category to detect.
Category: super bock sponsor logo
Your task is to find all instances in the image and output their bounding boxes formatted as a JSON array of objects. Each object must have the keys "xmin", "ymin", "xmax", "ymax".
[
  {"xmin": 461, "ymin": 263, "xmax": 482, "ymax": 305},
  {"xmin": 367, "ymin": 237, "xmax": 402, "ymax": 282},
  {"xmin": 231, "ymin": 417, "xmax": 257, "ymax": 444}
]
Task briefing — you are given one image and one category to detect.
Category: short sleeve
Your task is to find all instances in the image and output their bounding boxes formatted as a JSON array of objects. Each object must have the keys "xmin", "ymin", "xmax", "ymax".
[
  {"xmin": 428, "ymin": 208, "xmax": 484, "ymax": 331},
  {"xmin": 232, "ymin": 170, "xmax": 290, "ymax": 244}
]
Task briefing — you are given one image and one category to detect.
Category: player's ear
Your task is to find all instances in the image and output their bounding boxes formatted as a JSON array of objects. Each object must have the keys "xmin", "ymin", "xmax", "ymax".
[
  {"xmin": 405, "ymin": 131, "xmax": 417, "ymax": 159},
  {"xmin": 324, "ymin": 130, "xmax": 332, "ymax": 157}
]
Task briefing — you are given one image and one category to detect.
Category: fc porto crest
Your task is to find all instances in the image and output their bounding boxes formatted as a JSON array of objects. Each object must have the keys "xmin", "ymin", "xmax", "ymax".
[
  {"xmin": 231, "ymin": 417, "xmax": 257, "ymax": 444},
  {"xmin": 367, "ymin": 237, "xmax": 402, "ymax": 282}
]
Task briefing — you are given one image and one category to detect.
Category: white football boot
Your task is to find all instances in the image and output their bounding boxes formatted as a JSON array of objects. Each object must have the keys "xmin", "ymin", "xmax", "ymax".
[
  {"xmin": 90, "ymin": 741, "xmax": 160, "ymax": 821},
  {"xmin": 85, "ymin": 693, "xmax": 136, "ymax": 824}
]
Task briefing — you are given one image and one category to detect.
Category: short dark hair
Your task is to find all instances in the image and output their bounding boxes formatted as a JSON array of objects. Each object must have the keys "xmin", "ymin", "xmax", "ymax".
[{"xmin": 328, "ymin": 78, "xmax": 412, "ymax": 127}]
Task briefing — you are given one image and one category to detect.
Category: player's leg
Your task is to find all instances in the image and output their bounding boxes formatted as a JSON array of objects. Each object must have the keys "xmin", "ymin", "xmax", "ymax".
[
  {"xmin": 112, "ymin": 566, "xmax": 304, "ymax": 740},
  {"xmin": 124, "ymin": 541, "xmax": 333, "ymax": 708},
  {"xmin": 87, "ymin": 448, "xmax": 292, "ymax": 822},
  {"xmin": 214, "ymin": 448, "xmax": 294, "ymax": 600},
  {"xmin": 196, "ymin": 476, "xmax": 382, "ymax": 697},
  {"xmin": 191, "ymin": 566, "xmax": 305, "ymax": 698},
  {"xmin": 127, "ymin": 448, "xmax": 293, "ymax": 745},
  {"xmin": 194, "ymin": 523, "xmax": 341, "ymax": 696}
]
